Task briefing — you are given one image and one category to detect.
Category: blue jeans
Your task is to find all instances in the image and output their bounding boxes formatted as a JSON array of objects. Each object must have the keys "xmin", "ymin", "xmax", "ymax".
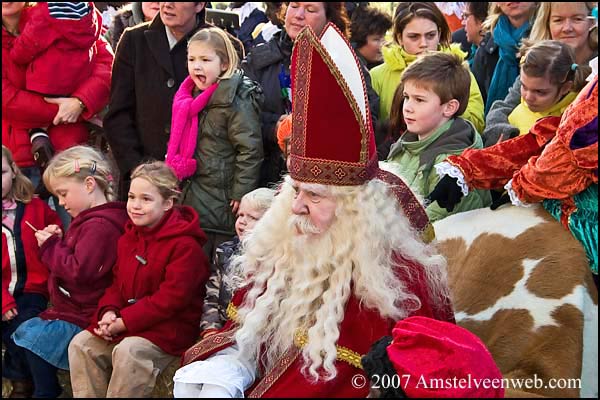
[{"xmin": 1, "ymin": 293, "xmax": 47, "ymax": 380}]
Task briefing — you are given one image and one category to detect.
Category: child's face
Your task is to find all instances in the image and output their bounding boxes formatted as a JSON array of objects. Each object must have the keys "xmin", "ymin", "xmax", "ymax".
[
  {"xmin": 358, "ymin": 34, "xmax": 387, "ymax": 64},
  {"xmin": 127, "ymin": 177, "xmax": 173, "ymax": 229},
  {"xmin": 187, "ymin": 40, "xmax": 228, "ymax": 91},
  {"xmin": 520, "ymin": 72, "xmax": 572, "ymax": 113},
  {"xmin": 235, "ymin": 199, "xmax": 265, "ymax": 238},
  {"xmin": 51, "ymin": 176, "xmax": 94, "ymax": 218},
  {"xmin": 398, "ymin": 17, "xmax": 440, "ymax": 56},
  {"xmin": 2, "ymin": 155, "xmax": 15, "ymax": 200},
  {"xmin": 402, "ymin": 81, "xmax": 454, "ymax": 140}
]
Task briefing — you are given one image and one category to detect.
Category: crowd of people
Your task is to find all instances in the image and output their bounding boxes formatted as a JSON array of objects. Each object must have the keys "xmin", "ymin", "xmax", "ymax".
[{"xmin": 2, "ymin": 1, "xmax": 598, "ymax": 398}]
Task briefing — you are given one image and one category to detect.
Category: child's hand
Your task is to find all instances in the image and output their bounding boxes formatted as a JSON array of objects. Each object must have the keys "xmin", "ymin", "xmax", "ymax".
[
  {"xmin": 230, "ymin": 200, "xmax": 240, "ymax": 215},
  {"xmin": 2, "ymin": 307, "xmax": 18, "ymax": 321},
  {"xmin": 44, "ymin": 224, "xmax": 63, "ymax": 238},
  {"xmin": 34, "ymin": 229, "xmax": 55, "ymax": 247},
  {"xmin": 94, "ymin": 311, "xmax": 117, "ymax": 341},
  {"xmin": 106, "ymin": 317, "xmax": 127, "ymax": 337}
]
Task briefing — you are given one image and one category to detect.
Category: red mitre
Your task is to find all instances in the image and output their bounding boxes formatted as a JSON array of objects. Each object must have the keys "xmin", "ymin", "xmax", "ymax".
[{"xmin": 288, "ymin": 23, "xmax": 433, "ymax": 242}]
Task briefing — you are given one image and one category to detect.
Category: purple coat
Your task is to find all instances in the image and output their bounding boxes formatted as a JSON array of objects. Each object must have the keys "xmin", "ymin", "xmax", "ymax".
[{"xmin": 39, "ymin": 202, "xmax": 128, "ymax": 328}]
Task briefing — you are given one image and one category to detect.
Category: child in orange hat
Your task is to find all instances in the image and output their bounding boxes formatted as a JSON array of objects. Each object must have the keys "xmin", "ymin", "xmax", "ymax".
[
  {"xmin": 361, "ymin": 316, "xmax": 504, "ymax": 398},
  {"xmin": 276, "ymin": 114, "xmax": 293, "ymax": 171}
]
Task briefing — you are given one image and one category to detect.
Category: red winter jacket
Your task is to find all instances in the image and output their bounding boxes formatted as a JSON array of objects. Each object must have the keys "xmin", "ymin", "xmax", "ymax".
[
  {"xmin": 93, "ymin": 206, "xmax": 210, "ymax": 356},
  {"xmin": 39, "ymin": 202, "xmax": 128, "ymax": 328},
  {"xmin": 2, "ymin": 198, "xmax": 61, "ymax": 315},
  {"xmin": 2, "ymin": 4, "xmax": 114, "ymax": 168},
  {"xmin": 10, "ymin": 2, "xmax": 100, "ymax": 96}
]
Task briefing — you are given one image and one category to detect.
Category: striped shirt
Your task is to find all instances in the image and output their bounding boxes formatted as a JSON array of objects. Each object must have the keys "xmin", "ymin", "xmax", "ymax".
[{"xmin": 47, "ymin": 2, "xmax": 90, "ymax": 20}]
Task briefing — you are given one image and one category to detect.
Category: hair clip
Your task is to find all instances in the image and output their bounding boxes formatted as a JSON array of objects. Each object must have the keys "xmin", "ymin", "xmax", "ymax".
[
  {"xmin": 90, "ymin": 160, "xmax": 97, "ymax": 175},
  {"xmin": 73, "ymin": 159, "xmax": 80, "ymax": 172},
  {"xmin": 571, "ymin": 63, "xmax": 578, "ymax": 71},
  {"xmin": 106, "ymin": 174, "xmax": 114, "ymax": 183}
]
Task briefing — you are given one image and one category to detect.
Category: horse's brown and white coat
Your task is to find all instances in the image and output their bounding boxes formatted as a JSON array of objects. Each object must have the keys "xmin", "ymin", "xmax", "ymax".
[{"xmin": 434, "ymin": 204, "xmax": 597, "ymax": 398}]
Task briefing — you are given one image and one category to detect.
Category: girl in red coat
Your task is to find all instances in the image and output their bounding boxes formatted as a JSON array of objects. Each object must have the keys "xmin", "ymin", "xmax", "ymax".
[
  {"xmin": 1, "ymin": 145, "xmax": 61, "ymax": 398},
  {"xmin": 68, "ymin": 161, "xmax": 210, "ymax": 398},
  {"xmin": 10, "ymin": 145, "xmax": 128, "ymax": 398}
]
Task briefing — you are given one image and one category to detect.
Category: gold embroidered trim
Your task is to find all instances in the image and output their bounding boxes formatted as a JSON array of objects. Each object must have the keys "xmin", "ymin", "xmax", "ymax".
[
  {"xmin": 308, "ymin": 28, "xmax": 371, "ymax": 163},
  {"xmin": 290, "ymin": 24, "xmax": 376, "ymax": 186},
  {"xmin": 226, "ymin": 304, "xmax": 364, "ymax": 370},
  {"xmin": 247, "ymin": 348, "xmax": 300, "ymax": 398},
  {"xmin": 293, "ymin": 331, "xmax": 364, "ymax": 370},
  {"xmin": 182, "ymin": 328, "xmax": 236, "ymax": 366},
  {"xmin": 226, "ymin": 301, "xmax": 238, "ymax": 322}
]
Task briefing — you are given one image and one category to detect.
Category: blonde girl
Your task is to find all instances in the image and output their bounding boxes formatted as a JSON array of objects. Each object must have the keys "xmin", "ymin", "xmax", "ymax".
[
  {"xmin": 2, "ymin": 145, "xmax": 61, "ymax": 398},
  {"xmin": 68, "ymin": 161, "xmax": 210, "ymax": 397},
  {"xmin": 11, "ymin": 145, "xmax": 128, "ymax": 398},
  {"xmin": 166, "ymin": 27, "xmax": 263, "ymax": 262}
]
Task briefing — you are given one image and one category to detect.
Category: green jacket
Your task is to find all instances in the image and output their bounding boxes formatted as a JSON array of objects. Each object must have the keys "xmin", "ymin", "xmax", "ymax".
[
  {"xmin": 370, "ymin": 44, "xmax": 485, "ymax": 133},
  {"xmin": 384, "ymin": 118, "xmax": 491, "ymax": 222},
  {"xmin": 183, "ymin": 70, "xmax": 264, "ymax": 235}
]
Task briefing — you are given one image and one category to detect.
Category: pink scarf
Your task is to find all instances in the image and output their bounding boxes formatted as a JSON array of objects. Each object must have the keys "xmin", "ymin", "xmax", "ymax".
[{"xmin": 166, "ymin": 77, "xmax": 219, "ymax": 180}]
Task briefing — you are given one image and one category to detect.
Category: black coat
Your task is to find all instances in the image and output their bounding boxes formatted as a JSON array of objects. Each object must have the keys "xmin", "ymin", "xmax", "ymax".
[
  {"xmin": 241, "ymin": 31, "xmax": 292, "ymax": 186},
  {"xmin": 471, "ymin": 32, "xmax": 499, "ymax": 105}
]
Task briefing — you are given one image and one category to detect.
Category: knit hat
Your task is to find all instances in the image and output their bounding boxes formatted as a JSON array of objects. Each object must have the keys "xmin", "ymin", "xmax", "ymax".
[
  {"xmin": 287, "ymin": 23, "xmax": 433, "ymax": 241},
  {"xmin": 387, "ymin": 316, "xmax": 504, "ymax": 398},
  {"xmin": 48, "ymin": 2, "xmax": 91, "ymax": 20}
]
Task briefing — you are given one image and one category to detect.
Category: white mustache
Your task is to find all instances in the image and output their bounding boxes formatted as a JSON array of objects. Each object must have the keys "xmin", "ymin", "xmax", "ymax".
[{"xmin": 289, "ymin": 215, "xmax": 321, "ymax": 235}]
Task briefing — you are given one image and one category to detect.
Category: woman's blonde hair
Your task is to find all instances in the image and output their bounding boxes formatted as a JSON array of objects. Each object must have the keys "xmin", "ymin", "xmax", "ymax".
[
  {"xmin": 530, "ymin": 2, "xmax": 598, "ymax": 52},
  {"xmin": 241, "ymin": 188, "xmax": 276, "ymax": 215},
  {"xmin": 188, "ymin": 27, "xmax": 239, "ymax": 80},
  {"xmin": 43, "ymin": 145, "xmax": 116, "ymax": 201},
  {"xmin": 2, "ymin": 145, "xmax": 34, "ymax": 203},
  {"xmin": 130, "ymin": 161, "xmax": 181, "ymax": 202},
  {"xmin": 520, "ymin": 39, "xmax": 591, "ymax": 92},
  {"xmin": 483, "ymin": 2, "xmax": 539, "ymax": 34}
]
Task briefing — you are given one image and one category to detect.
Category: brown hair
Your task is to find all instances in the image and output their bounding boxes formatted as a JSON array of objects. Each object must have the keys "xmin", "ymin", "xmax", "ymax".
[
  {"xmin": 393, "ymin": 2, "xmax": 451, "ymax": 48},
  {"xmin": 130, "ymin": 161, "xmax": 181, "ymax": 203},
  {"xmin": 466, "ymin": 2, "xmax": 490, "ymax": 23},
  {"xmin": 324, "ymin": 2, "xmax": 351, "ymax": 38},
  {"xmin": 350, "ymin": 5, "xmax": 393, "ymax": 48},
  {"xmin": 520, "ymin": 39, "xmax": 591, "ymax": 92},
  {"xmin": 266, "ymin": 2, "xmax": 286, "ymax": 27},
  {"xmin": 2, "ymin": 145, "xmax": 34, "ymax": 204},
  {"xmin": 389, "ymin": 52, "xmax": 471, "ymax": 135},
  {"xmin": 188, "ymin": 27, "xmax": 239, "ymax": 79}
]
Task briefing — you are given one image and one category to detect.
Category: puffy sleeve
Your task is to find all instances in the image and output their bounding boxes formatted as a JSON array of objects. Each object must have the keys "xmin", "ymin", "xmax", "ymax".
[
  {"xmin": 446, "ymin": 116, "xmax": 559, "ymax": 190},
  {"xmin": 511, "ymin": 80, "xmax": 598, "ymax": 203}
]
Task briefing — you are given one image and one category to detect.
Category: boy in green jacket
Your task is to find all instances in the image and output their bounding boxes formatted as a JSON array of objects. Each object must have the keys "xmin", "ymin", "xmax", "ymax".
[{"xmin": 382, "ymin": 53, "xmax": 491, "ymax": 222}]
